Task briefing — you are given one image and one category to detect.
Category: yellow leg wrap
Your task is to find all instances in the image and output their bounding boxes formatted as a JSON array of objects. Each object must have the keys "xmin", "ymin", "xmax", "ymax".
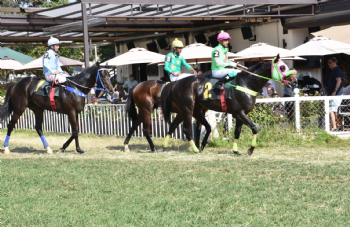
[
  {"xmin": 252, "ymin": 134, "xmax": 257, "ymax": 147},
  {"xmin": 163, "ymin": 134, "xmax": 171, "ymax": 148},
  {"xmin": 189, "ymin": 140, "xmax": 199, "ymax": 153},
  {"xmin": 233, "ymin": 139, "xmax": 239, "ymax": 152}
]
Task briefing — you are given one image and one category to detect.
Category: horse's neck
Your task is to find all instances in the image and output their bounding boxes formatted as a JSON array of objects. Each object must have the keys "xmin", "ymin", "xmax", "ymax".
[
  {"xmin": 236, "ymin": 70, "xmax": 271, "ymax": 93},
  {"xmin": 70, "ymin": 72, "xmax": 96, "ymax": 94}
]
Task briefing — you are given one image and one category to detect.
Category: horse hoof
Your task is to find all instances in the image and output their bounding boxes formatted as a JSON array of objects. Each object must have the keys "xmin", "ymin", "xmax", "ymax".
[
  {"xmin": 151, "ymin": 148, "xmax": 156, "ymax": 153},
  {"xmin": 46, "ymin": 147, "xmax": 53, "ymax": 154},
  {"xmin": 77, "ymin": 150, "xmax": 85, "ymax": 154},
  {"xmin": 163, "ymin": 147, "xmax": 167, "ymax": 152},
  {"xmin": 233, "ymin": 151, "xmax": 241, "ymax": 156},
  {"xmin": 247, "ymin": 147, "xmax": 254, "ymax": 156},
  {"xmin": 124, "ymin": 147, "xmax": 130, "ymax": 153},
  {"xmin": 4, "ymin": 147, "xmax": 10, "ymax": 154}
]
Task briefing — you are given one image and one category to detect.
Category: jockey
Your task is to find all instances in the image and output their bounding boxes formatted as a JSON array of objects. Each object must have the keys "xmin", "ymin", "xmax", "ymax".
[
  {"xmin": 43, "ymin": 36, "xmax": 70, "ymax": 86},
  {"xmin": 164, "ymin": 38, "xmax": 197, "ymax": 81},
  {"xmin": 211, "ymin": 31, "xmax": 240, "ymax": 91}
]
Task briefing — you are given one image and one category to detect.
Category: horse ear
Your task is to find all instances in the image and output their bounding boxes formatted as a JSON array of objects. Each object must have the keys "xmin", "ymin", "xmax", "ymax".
[{"xmin": 274, "ymin": 54, "xmax": 280, "ymax": 63}]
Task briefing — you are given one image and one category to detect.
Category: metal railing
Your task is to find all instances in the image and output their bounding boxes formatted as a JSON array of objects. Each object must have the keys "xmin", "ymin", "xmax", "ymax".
[{"xmin": 1, "ymin": 95, "xmax": 350, "ymax": 137}]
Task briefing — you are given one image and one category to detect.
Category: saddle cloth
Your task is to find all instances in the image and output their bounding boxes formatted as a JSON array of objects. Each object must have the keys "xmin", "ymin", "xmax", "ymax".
[
  {"xmin": 33, "ymin": 79, "xmax": 60, "ymax": 97},
  {"xmin": 201, "ymin": 78, "xmax": 234, "ymax": 101},
  {"xmin": 157, "ymin": 81, "xmax": 170, "ymax": 98}
]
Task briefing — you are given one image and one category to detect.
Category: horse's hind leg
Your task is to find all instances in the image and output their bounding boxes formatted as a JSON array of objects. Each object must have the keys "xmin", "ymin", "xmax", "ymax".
[
  {"xmin": 139, "ymin": 109, "xmax": 155, "ymax": 152},
  {"xmin": 28, "ymin": 103, "xmax": 52, "ymax": 154},
  {"xmin": 124, "ymin": 117, "xmax": 141, "ymax": 152},
  {"xmin": 182, "ymin": 109, "xmax": 199, "ymax": 153},
  {"xmin": 3, "ymin": 112, "xmax": 22, "ymax": 154},
  {"xmin": 62, "ymin": 112, "xmax": 84, "ymax": 154},
  {"xmin": 236, "ymin": 112, "xmax": 258, "ymax": 156}
]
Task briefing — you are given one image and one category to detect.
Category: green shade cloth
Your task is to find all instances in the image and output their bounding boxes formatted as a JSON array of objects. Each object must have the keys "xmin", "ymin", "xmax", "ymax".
[{"xmin": 0, "ymin": 47, "xmax": 34, "ymax": 64}]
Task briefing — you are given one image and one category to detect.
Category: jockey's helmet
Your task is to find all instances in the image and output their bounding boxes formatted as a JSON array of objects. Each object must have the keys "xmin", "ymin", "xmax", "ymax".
[
  {"xmin": 217, "ymin": 30, "xmax": 231, "ymax": 41},
  {"xmin": 172, "ymin": 38, "xmax": 184, "ymax": 48},
  {"xmin": 48, "ymin": 36, "xmax": 61, "ymax": 46}
]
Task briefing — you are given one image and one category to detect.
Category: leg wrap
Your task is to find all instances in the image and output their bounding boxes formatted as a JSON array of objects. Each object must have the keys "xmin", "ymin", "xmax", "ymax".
[
  {"xmin": 4, "ymin": 135, "xmax": 10, "ymax": 147},
  {"xmin": 189, "ymin": 140, "xmax": 199, "ymax": 153},
  {"xmin": 232, "ymin": 139, "xmax": 239, "ymax": 152},
  {"xmin": 252, "ymin": 134, "xmax": 257, "ymax": 147},
  {"xmin": 163, "ymin": 134, "xmax": 171, "ymax": 148},
  {"xmin": 40, "ymin": 135, "xmax": 49, "ymax": 148}
]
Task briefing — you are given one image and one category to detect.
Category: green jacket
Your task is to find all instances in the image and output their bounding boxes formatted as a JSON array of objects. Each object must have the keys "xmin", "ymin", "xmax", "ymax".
[
  {"xmin": 164, "ymin": 52, "xmax": 192, "ymax": 76},
  {"xmin": 211, "ymin": 44, "xmax": 230, "ymax": 70}
]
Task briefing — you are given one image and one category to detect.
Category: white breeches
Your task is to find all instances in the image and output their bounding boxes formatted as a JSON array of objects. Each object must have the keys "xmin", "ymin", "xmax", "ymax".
[
  {"xmin": 170, "ymin": 73, "xmax": 194, "ymax": 82},
  {"xmin": 45, "ymin": 74, "xmax": 71, "ymax": 83}
]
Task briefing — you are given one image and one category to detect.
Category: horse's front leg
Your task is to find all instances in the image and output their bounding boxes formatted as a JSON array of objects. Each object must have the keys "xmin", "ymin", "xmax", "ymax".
[
  {"xmin": 236, "ymin": 111, "xmax": 258, "ymax": 156},
  {"xmin": 62, "ymin": 113, "xmax": 84, "ymax": 154}
]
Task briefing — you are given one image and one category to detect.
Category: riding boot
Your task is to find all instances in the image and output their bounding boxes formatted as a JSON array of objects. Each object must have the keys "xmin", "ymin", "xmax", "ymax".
[
  {"xmin": 45, "ymin": 86, "xmax": 52, "ymax": 94},
  {"xmin": 213, "ymin": 75, "xmax": 231, "ymax": 91}
]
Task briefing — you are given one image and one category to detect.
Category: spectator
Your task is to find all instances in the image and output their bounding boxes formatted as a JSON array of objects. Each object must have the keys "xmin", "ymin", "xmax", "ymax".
[
  {"xmin": 266, "ymin": 86, "xmax": 276, "ymax": 98},
  {"xmin": 328, "ymin": 57, "xmax": 344, "ymax": 131},
  {"xmin": 123, "ymin": 74, "xmax": 138, "ymax": 91},
  {"xmin": 343, "ymin": 80, "xmax": 350, "ymax": 96},
  {"xmin": 284, "ymin": 68, "xmax": 298, "ymax": 96},
  {"xmin": 263, "ymin": 80, "xmax": 276, "ymax": 97},
  {"xmin": 96, "ymin": 83, "xmax": 105, "ymax": 100}
]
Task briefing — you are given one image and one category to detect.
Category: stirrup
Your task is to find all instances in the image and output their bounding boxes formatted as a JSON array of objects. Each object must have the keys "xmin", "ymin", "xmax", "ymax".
[
  {"xmin": 214, "ymin": 84, "xmax": 224, "ymax": 91},
  {"xmin": 45, "ymin": 86, "xmax": 52, "ymax": 94}
]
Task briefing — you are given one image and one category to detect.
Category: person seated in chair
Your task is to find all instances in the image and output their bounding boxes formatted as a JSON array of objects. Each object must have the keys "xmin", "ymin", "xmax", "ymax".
[
  {"xmin": 43, "ymin": 36, "xmax": 70, "ymax": 92},
  {"xmin": 164, "ymin": 38, "xmax": 197, "ymax": 82},
  {"xmin": 212, "ymin": 31, "xmax": 241, "ymax": 91}
]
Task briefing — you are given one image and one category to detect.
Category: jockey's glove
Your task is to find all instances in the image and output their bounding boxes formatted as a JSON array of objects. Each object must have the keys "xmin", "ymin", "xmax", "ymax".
[{"xmin": 229, "ymin": 61, "xmax": 238, "ymax": 68}]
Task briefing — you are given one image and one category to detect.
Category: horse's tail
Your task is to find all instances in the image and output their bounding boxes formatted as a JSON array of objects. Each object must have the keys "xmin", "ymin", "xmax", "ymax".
[
  {"xmin": 0, "ymin": 84, "xmax": 14, "ymax": 122},
  {"xmin": 161, "ymin": 83, "xmax": 174, "ymax": 123},
  {"xmin": 126, "ymin": 87, "xmax": 138, "ymax": 121}
]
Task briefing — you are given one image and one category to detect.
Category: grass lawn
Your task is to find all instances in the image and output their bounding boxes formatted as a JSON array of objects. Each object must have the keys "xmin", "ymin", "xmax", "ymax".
[{"xmin": 1, "ymin": 129, "xmax": 350, "ymax": 226}]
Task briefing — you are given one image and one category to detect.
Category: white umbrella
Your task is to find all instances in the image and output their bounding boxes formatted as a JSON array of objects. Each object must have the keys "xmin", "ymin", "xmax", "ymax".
[
  {"xmin": 290, "ymin": 36, "xmax": 350, "ymax": 56},
  {"xmin": 149, "ymin": 43, "xmax": 237, "ymax": 65},
  {"xmin": 101, "ymin": 47, "xmax": 165, "ymax": 66},
  {"xmin": 0, "ymin": 57, "xmax": 24, "ymax": 70},
  {"xmin": 311, "ymin": 25, "xmax": 350, "ymax": 45},
  {"xmin": 233, "ymin": 42, "xmax": 303, "ymax": 61},
  {"xmin": 16, "ymin": 55, "xmax": 84, "ymax": 71}
]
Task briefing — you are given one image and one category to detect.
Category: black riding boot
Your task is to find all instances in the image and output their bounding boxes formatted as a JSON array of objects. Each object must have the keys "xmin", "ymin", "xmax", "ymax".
[
  {"xmin": 45, "ymin": 85, "xmax": 52, "ymax": 94},
  {"xmin": 213, "ymin": 75, "xmax": 231, "ymax": 91}
]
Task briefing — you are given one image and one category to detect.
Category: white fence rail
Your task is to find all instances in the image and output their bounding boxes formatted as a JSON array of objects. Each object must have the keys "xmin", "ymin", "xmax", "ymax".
[{"xmin": 1, "ymin": 95, "xmax": 350, "ymax": 137}]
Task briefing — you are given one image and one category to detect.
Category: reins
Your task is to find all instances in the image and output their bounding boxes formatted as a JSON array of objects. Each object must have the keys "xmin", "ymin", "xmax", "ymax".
[{"xmin": 66, "ymin": 69, "xmax": 106, "ymax": 91}]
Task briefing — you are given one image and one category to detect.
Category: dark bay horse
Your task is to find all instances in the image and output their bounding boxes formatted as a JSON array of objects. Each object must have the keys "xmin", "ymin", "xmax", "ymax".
[
  {"xmin": 161, "ymin": 55, "xmax": 297, "ymax": 155},
  {"xmin": 124, "ymin": 77, "xmax": 176, "ymax": 152},
  {"xmin": 0, "ymin": 66, "xmax": 114, "ymax": 154}
]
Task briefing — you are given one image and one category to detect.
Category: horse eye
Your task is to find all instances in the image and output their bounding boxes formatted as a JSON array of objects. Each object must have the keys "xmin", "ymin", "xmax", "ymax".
[{"xmin": 279, "ymin": 65, "xmax": 286, "ymax": 72}]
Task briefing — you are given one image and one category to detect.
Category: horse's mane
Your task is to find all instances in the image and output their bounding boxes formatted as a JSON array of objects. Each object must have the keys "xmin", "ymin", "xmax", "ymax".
[
  {"xmin": 237, "ymin": 62, "xmax": 270, "ymax": 77},
  {"xmin": 73, "ymin": 65, "xmax": 99, "ymax": 79}
]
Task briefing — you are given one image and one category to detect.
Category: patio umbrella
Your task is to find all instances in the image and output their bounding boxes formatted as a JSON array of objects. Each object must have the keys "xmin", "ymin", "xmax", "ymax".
[
  {"xmin": 101, "ymin": 47, "xmax": 165, "ymax": 66},
  {"xmin": 16, "ymin": 55, "xmax": 84, "ymax": 71},
  {"xmin": 290, "ymin": 36, "xmax": 350, "ymax": 56},
  {"xmin": 0, "ymin": 57, "xmax": 24, "ymax": 70},
  {"xmin": 311, "ymin": 25, "xmax": 350, "ymax": 45},
  {"xmin": 150, "ymin": 43, "xmax": 237, "ymax": 65},
  {"xmin": 233, "ymin": 42, "xmax": 304, "ymax": 61}
]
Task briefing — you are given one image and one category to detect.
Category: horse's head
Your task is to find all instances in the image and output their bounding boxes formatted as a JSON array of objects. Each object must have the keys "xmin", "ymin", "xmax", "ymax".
[
  {"xmin": 271, "ymin": 54, "xmax": 298, "ymax": 88},
  {"xmin": 93, "ymin": 64, "xmax": 114, "ymax": 97}
]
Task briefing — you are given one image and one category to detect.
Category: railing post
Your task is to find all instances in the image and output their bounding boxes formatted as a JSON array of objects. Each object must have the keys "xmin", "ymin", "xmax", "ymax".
[
  {"xmin": 294, "ymin": 88, "xmax": 300, "ymax": 133},
  {"xmin": 324, "ymin": 96, "xmax": 330, "ymax": 133}
]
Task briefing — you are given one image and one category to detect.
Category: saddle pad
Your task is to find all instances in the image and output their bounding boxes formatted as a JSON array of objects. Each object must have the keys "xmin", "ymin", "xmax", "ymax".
[
  {"xmin": 33, "ymin": 79, "xmax": 60, "ymax": 97},
  {"xmin": 157, "ymin": 82, "xmax": 170, "ymax": 98},
  {"xmin": 202, "ymin": 78, "xmax": 233, "ymax": 101}
]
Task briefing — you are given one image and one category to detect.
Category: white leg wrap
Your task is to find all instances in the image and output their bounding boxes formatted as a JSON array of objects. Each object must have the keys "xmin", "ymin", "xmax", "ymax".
[
  {"xmin": 124, "ymin": 145, "xmax": 130, "ymax": 152},
  {"xmin": 4, "ymin": 147, "xmax": 10, "ymax": 154},
  {"xmin": 47, "ymin": 147, "xmax": 53, "ymax": 154}
]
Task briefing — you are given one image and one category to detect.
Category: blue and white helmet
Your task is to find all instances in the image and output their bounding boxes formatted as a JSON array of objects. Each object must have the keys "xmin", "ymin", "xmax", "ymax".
[{"xmin": 48, "ymin": 36, "xmax": 61, "ymax": 46}]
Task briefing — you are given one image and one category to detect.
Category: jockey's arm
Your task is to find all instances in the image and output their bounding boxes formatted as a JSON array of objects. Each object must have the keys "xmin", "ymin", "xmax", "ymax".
[
  {"xmin": 213, "ymin": 48, "xmax": 231, "ymax": 67},
  {"xmin": 164, "ymin": 55, "xmax": 175, "ymax": 76},
  {"xmin": 43, "ymin": 55, "xmax": 58, "ymax": 75},
  {"xmin": 182, "ymin": 58, "xmax": 197, "ymax": 75}
]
